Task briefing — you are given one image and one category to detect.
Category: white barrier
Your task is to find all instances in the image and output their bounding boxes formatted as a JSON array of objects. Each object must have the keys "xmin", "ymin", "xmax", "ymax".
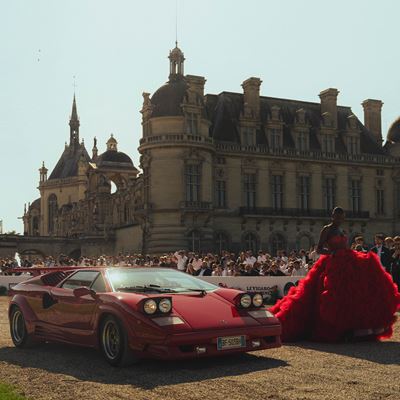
[
  {"xmin": 198, "ymin": 276, "xmax": 302, "ymax": 297},
  {"xmin": 0, "ymin": 275, "xmax": 31, "ymax": 290}
]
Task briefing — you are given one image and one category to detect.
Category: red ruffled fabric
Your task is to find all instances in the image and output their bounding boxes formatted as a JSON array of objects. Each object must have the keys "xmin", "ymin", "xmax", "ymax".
[{"xmin": 270, "ymin": 250, "xmax": 400, "ymax": 342}]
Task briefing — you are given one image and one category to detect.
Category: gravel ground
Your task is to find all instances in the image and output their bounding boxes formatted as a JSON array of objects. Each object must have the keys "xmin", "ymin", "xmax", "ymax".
[{"xmin": 0, "ymin": 297, "xmax": 399, "ymax": 400}]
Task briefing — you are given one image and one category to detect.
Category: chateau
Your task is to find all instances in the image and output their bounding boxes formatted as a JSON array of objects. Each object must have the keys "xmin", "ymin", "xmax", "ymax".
[{"xmin": 17, "ymin": 44, "xmax": 400, "ymax": 257}]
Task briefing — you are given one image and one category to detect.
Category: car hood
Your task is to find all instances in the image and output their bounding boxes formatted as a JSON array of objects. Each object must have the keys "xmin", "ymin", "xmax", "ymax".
[{"xmin": 171, "ymin": 291, "xmax": 261, "ymax": 331}]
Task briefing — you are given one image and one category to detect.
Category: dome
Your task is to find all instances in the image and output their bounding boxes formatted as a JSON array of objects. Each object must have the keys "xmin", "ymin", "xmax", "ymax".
[
  {"xmin": 387, "ymin": 117, "xmax": 400, "ymax": 143},
  {"xmin": 97, "ymin": 150, "xmax": 134, "ymax": 166},
  {"xmin": 151, "ymin": 77, "xmax": 188, "ymax": 117},
  {"xmin": 29, "ymin": 198, "xmax": 41, "ymax": 211}
]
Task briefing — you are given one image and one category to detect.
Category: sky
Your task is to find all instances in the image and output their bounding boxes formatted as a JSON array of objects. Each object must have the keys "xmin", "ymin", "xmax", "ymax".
[{"xmin": 0, "ymin": 0, "xmax": 399, "ymax": 233}]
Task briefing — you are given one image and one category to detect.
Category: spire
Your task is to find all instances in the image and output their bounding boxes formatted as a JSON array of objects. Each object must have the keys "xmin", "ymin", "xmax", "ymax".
[
  {"xmin": 92, "ymin": 136, "xmax": 98, "ymax": 160},
  {"xmin": 168, "ymin": 42, "xmax": 185, "ymax": 81},
  {"xmin": 69, "ymin": 94, "xmax": 80, "ymax": 147}
]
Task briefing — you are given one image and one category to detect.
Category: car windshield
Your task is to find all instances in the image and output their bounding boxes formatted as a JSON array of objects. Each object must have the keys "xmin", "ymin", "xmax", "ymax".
[{"xmin": 107, "ymin": 268, "xmax": 218, "ymax": 294}]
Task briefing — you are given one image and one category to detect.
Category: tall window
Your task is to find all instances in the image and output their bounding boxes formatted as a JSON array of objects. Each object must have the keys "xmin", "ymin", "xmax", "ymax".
[
  {"xmin": 376, "ymin": 189, "xmax": 384, "ymax": 215},
  {"xmin": 296, "ymin": 131, "xmax": 309, "ymax": 151},
  {"xmin": 271, "ymin": 175, "xmax": 283, "ymax": 210},
  {"xmin": 298, "ymin": 176, "xmax": 310, "ymax": 211},
  {"xmin": 244, "ymin": 174, "xmax": 256, "ymax": 208},
  {"xmin": 48, "ymin": 194, "xmax": 58, "ymax": 234},
  {"xmin": 324, "ymin": 178, "xmax": 336, "ymax": 212},
  {"xmin": 185, "ymin": 164, "xmax": 201, "ymax": 202},
  {"xmin": 350, "ymin": 180, "xmax": 361, "ymax": 213},
  {"xmin": 187, "ymin": 113, "xmax": 198, "ymax": 135},
  {"xmin": 215, "ymin": 180, "xmax": 226, "ymax": 208},
  {"xmin": 242, "ymin": 128, "xmax": 255, "ymax": 146},
  {"xmin": 347, "ymin": 136, "xmax": 360, "ymax": 154},
  {"xmin": 243, "ymin": 232, "xmax": 258, "ymax": 253},
  {"xmin": 188, "ymin": 230, "xmax": 201, "ymax": 252},
  {"xmin": 271, "ymin": 233, "xmax": 286, "ymax": 256},
  {"xmin": 321, "ymin": 134, "xmax": 335, "ymax": 153},
  {"xmin": 215, "ymin": 232, "xmax": 229, "ymax": 254},
  {"xmin": 269, "ymin": 129, "xmax": 281, "ymax": 149}
]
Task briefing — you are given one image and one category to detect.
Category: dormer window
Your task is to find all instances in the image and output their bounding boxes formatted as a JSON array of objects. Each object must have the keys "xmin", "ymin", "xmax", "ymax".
[
  {"xmin": 296, "ymin": 131, "xmax": 309, "ymax": 151},
  {"xmin": 347, "ymin": 136, "xmax": 360, "ymax": 154},
  {"xmin": 242, "ymin": 127, "xmax": 255, "ymax": 146},
  {"xmin": 321, "ymin": 134, "xmax": 335, "ymax": 153},
  {"xmin": 269, "ymin": 128, "xmax": 281, "ymax": 149},
  {"xmin": 186, "ymin": 113, "xmax": 198, "ymax": 135}
]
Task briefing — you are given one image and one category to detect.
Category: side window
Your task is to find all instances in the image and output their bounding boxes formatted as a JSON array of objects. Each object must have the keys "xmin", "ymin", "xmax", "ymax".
[
  {"xmin": 61, "ymin": 271, "xmax": 99, "ymax": 290},
  {"xmin": 91, "ymin": 274, "xmax": 107, "ymax": 293}
]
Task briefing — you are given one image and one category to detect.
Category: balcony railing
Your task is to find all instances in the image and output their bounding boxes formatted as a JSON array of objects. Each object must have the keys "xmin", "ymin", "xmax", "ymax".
[
  {"xmin": 180, "ymin": 201, "xmax": 213, "ymax": 210},
  {"xmin": 140, "ymin": 134, "xmax": 213, "ymax": 146},
  {"xmin": 239, "ymin": 207, "xmax": 369, "ymax": 219}
]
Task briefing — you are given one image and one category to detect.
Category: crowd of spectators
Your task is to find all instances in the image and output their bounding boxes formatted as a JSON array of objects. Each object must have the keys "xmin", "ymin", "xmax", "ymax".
[{"xmin": 1, "ymin": 234, "xmax": 399, "ymax": 290}]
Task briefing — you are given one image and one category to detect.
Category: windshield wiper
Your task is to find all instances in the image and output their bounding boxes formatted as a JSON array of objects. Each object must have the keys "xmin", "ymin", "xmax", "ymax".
[{"xmin": 116, "ymin": 285, "xmax": 177, "ymax": 293}]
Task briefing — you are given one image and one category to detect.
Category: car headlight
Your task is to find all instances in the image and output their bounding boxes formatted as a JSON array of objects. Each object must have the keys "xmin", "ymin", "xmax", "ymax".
[
  {"xmin": 240, "ymin": 294, "xmax": 252, "ymax": 308},
  {"xmin": 252, "ymin": 293, "xmax": 263, "ymax": 307},
  {"xmin": 143, "ymin": 299, "xmax": 158, "ymax": 314},
  {"xmin": 159, "ymin": 298, "xmax": 172, "ymax": 313}
]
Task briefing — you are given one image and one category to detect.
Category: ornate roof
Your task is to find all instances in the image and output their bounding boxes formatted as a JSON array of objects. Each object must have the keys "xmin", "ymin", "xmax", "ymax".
[
  {"xmin": 387, "ymin": 117, "xmax": 400, "ymax": 143},
  {"xmin": 48, "ymin": 144, "xmax": 91, "ymax": 180}
]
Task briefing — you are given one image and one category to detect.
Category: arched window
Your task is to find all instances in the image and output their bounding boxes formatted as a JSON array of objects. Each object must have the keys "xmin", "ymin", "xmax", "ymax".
[
  {"xmin": 243, "ymin": 232, "xmax": 258, "ymax": 254},
  {"xmin": 48, "ymin": 194, "xmax": 58, "ymax": 234},
  {"xmin": 270, "ymin": 232, "xmax": 286, "ymax": 256},
  {"xmin": 215, "ymin": 232, "xmax": 229, "ymax": 254},
  {"xmin": 298, "ymin": 234, "xmax": 312, "ymax": 251},
  {"xmin": 188, "ymin": 230, "xmax": 201, "ymax": 253},
  {"xmin": 32, "ymin": 216, "xmax": 39, "ymax": 235}
]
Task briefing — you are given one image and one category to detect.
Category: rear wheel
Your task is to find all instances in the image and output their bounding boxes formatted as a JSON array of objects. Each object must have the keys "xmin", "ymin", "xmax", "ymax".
[
  {"xmin": 10, "ymin": 306, "xmax": 33, "ymax": 348},
  {"xmin": 100, "ymin": 315, "xmax": 137, "ymax": 367}
]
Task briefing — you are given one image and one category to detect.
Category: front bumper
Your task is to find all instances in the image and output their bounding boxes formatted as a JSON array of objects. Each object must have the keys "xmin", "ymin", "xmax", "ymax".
[{"xmin": 135, "ymin": 324, "xmax": 282, "ymax": 360}]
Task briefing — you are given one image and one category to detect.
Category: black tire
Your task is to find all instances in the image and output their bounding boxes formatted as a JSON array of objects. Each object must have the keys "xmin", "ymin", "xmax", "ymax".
[
  {"xmin": 9, "ymin": 306, "xmax": 33, "ymax": 348},
  {"xmin": 99, "ymin": 315, "xmax": 137, "ymax": 367}
]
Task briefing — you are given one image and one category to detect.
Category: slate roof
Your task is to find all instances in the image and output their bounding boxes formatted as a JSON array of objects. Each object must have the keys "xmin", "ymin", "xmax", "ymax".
[
  {"xmin": 204, "ymin": 92, "xmax": 386, "ymax": 155},
  {"xmin": 48, "ymin": 144, "xmax": 91, "ymax": 180},
  {"xmin": 387, "ymin": 117, "xmax": 400, "ymax": 143}
]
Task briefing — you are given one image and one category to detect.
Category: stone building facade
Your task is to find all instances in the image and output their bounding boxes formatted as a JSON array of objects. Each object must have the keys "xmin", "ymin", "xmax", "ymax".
[{"xmin": 19, "ymin": 44, "xmax": 400, "ymax": 257}]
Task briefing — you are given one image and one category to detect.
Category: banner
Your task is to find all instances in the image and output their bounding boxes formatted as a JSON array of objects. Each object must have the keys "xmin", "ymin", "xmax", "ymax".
[{"xmin": 198, "ymin": 276, "xmax": 302, "ymax": 300}]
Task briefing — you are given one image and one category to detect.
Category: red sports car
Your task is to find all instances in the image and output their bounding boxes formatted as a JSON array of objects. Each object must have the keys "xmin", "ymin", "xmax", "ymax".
[{"xmin": 8, "ymin": 267, "xmax": 282, "ymax": 366}]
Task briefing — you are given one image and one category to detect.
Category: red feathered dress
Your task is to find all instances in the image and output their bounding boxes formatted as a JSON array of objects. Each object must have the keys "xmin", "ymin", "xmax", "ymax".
[{"xmin": 269, "ymin": 235, "xmax": 400, "ymax": 342}]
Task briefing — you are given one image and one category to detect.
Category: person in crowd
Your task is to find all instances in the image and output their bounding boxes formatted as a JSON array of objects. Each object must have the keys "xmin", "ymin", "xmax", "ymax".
[
  {"xmin": 352, "ymin": 236, "xmax": 368, "ymax": 252},
  {"xmin": 257, "ymin": 250, "xmax": 267, "ymax": 263},
  {"xmin": 391, "ymin": 236, "xmax": 400, "ymax": 292},
  {"xmin": 267, "ymin": 263, "xmax": 287, "ymax": 276},
  {"xmin": 195, "ymin": 260, "xmax": 212, "ymax": 276},
  {"xmin": 244, "ymin": 250, "xmax": 257, "ymax": 266},
  {"xmin": 370, "ymin": 234, "xmax": 393, "ymax": 273},
  {"xmin": 291, "ymin": 259, "xmax": 308, "ymax": 277},
  {"xmin": 173, "ymin": 250, "xmax": 188, "ymax": 272},
  {"xmin": 298, "ymin": 249, "xmax": 309, "ymax": 265},
  {"xmin": 309, "ymin": 245, "xmax": 320, "ymax": 262},
  {"xmin": 385, "ymin": 237, "xmax": 394, "ymax": 251}
]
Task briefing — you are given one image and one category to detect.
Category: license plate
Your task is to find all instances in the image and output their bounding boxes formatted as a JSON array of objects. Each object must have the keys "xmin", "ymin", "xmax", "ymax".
[{"xmin": 217, "ymin": 335, "xmax": 246, "ymax": 350}]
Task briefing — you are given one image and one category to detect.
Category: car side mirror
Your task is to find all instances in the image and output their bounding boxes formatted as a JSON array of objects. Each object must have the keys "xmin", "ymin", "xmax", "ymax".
[{"xmin": 73, "ymin": 287, "xmax": 96, "ymax": 298}]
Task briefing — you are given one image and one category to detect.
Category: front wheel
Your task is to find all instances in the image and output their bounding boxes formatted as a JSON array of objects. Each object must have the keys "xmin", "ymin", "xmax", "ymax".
[
  {"xmin": 100, "ymin": 315, "xmax": 137, "ymax": 367},
  {"xmin": 10, "ymin": 306, "xmax": 33, "ymax": 348}
]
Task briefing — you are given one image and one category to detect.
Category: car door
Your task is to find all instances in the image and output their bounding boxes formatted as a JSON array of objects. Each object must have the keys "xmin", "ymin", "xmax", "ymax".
[{"xmin": 49, "ymin": 270, "xmax": 100, "ymax": 336}]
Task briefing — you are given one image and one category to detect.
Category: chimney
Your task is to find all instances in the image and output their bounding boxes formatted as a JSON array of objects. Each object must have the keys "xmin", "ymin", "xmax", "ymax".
[
  {"xmin": 319, "ymin": 88, "xmax": 339, "ymax": 128},
  {"xmin": 242, "ymin": 77, "xmax": 262, "ymax": 118},
  {"xmin": 186, "ymin": 75, "xmax": 206, "ymax": 98},
  {"xmin": 362, "ymin": 99, "xmax": 383, "ymax": 143}
]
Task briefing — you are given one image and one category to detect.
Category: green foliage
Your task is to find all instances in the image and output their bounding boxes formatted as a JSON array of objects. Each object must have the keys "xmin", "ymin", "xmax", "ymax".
[
  {"xmin": 0, "ymin": 383, "xmax": 26, "ymax": 400},
  {"xmin": 0, "ymin": 286, "xmax": 8, "ymax": 296}
]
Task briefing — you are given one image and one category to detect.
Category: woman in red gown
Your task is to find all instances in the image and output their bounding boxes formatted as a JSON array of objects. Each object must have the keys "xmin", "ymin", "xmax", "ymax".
[{"xmin": 270, "ymin": 207, "xmax": 400, "ymax": 342}]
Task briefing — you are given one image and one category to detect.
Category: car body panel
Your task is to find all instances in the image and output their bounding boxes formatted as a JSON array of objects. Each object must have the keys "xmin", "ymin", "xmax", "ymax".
[{"xmin": 8, "ymin": 267, "xmax": 282, "ymax": 360}]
